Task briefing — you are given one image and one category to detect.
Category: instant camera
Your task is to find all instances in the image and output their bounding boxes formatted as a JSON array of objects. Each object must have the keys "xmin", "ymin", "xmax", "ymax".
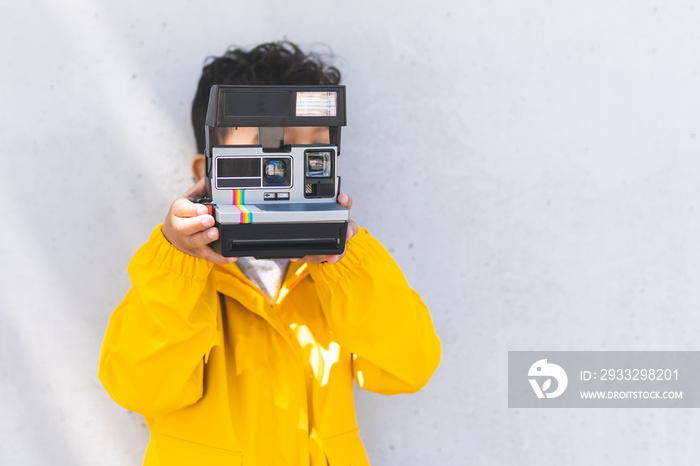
[{"xmin": 202, "ymin": 85, "xmax": 348, "ymax": 258}]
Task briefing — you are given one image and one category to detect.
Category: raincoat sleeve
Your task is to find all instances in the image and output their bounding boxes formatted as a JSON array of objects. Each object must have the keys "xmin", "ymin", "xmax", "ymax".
[
  {"xmin": 98, "ymin": 225, "xmax": 217, "ymax": 418},
  {"xmin": 308, "ymin": 227, "xmax": 441, "ymax": 395}
]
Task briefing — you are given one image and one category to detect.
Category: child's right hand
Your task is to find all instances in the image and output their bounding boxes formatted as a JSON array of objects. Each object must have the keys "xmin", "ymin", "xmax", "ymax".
[{"xmin": 162, "ymin": 178, "xmax": 237, "ymax": 265}]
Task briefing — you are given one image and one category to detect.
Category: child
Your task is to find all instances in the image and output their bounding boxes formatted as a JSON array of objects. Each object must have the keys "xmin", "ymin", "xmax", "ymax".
[{"xmin": 99, "ymin": 41, "xmax": 441, "ymax": 466}]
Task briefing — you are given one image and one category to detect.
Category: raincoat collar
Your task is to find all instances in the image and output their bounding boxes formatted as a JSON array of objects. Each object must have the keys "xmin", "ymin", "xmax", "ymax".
[{"xmin": 209, "ymin": 260, "xmax": 312, "ymax": 348}]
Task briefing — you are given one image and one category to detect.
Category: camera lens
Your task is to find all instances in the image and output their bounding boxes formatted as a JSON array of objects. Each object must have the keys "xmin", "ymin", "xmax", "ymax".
[
  {"xmin": 264, "ymin": 159, "xmax": 287, "ymax": 184},
  {"xmin": 306, "ymin": 151, "xmax": 331, "ymax": 178}
]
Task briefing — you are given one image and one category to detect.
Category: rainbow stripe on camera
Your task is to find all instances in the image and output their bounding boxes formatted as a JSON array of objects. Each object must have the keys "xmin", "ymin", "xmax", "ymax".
[{"xmin": 233, "ymin": 190, "xmax": 252, "ymax": 224}]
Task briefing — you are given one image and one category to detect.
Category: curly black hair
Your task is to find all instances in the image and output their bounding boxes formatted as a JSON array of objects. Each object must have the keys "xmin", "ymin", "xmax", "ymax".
[{"xmin": 191, "ymin": 41, "xmax": 341, "ymax": 154}]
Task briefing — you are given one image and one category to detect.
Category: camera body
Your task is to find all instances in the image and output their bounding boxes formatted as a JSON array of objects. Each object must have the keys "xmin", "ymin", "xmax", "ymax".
[{"xmin": 203, "ymin": 85, "xmax": 348, "ymax": 258}]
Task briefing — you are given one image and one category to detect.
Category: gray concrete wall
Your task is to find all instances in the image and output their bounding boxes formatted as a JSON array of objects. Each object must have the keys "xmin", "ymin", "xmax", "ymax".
[{"xmin": 2, "ymin": 0, "xmax": 700, "ymax": 464}]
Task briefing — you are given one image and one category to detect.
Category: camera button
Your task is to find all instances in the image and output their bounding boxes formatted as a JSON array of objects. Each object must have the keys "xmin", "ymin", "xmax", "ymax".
[
  {"xmin": 264, "ymin": 192, "xmax": 277, "ymax": 200},
  {"xmin": 277, "ymin": 193, "xmax": 290, "ymax": 200}
]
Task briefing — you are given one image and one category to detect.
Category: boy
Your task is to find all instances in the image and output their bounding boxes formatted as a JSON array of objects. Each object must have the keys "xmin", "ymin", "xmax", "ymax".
[{"xmin": 99, "ymin": 41, "xmax": 441, "ymax": 466}]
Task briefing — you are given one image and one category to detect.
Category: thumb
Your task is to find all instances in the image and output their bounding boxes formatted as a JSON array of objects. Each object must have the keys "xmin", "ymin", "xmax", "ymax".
[{"xmin": 184, "ymin": 177, "xmax": 207, "ymax": 200}]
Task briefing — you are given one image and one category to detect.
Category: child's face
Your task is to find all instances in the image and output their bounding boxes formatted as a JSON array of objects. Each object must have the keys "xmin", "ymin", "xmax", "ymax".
[{"xmin": 220, "ymin": 126, "xmax": 330, "ymax": 145}]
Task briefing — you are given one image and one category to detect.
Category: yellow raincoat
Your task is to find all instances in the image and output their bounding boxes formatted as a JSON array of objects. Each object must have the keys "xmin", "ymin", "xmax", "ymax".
[{"xmin": 99, "ymin": 225, "xmax": 441, "ymax": 465}]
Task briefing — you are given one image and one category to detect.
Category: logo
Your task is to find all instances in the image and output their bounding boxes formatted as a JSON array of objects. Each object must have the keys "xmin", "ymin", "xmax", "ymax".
[{"xmin": 528, "ymin": 359, "xmax": 568, "ymax": 399}]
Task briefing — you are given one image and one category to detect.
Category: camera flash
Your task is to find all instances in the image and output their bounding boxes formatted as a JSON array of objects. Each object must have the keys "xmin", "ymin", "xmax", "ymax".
[{"xmin": 296, "ymin": 92, "xmax": 337, "ymax": 117}]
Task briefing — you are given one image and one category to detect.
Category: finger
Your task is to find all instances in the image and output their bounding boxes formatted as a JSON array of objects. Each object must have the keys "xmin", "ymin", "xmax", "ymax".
[
  {"xmin": 347, "ymin": 220, "xmax": 358, "ymax": 241},
  {"xmin": 293, "ymin": 255, "xmax": 328, "ymax": 264},
  {"xmin": 185, "ymin": 226, "xmax": 220, "ymax": 248},
  {"xmin": 199, "ymin": 247, "xmax": 237, "ymax": 265},
  {"xmin": 172, "ymin": 214, "xmax": 215, "ymax": 236},
  {"xmin": 171, "ymin": 197, "xmax": 209, "ymax": 218},
  {"xmin": 338, "ymin": 192, "xmax": 353, "ymax": 210},
  {"xmin": 183, "ymin": 178, "xmax": 207, "ymax": 200}
]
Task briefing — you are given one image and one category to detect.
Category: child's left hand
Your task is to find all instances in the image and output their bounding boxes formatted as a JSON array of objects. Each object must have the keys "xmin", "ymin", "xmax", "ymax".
[{"xmin": 290, "ymin": 192, "xmax": 358, "ymax": 265}]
